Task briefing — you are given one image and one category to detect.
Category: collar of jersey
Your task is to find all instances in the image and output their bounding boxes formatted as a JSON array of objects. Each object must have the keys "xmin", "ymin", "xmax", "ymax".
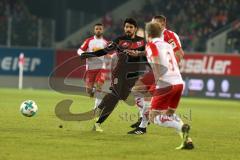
[
  {"xmin": 94, "ymin": 35, "xmax": 103, "ymax": 40},
  {"xmin": 151, "ymin": 37, "xmax": 162, "ymax": 43}
]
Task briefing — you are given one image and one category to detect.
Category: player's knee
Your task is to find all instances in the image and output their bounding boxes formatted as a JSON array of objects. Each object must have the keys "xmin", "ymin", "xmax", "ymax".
[{"xmin": 133, "ymin": 80, "xmax": 148, "ymax": 92}]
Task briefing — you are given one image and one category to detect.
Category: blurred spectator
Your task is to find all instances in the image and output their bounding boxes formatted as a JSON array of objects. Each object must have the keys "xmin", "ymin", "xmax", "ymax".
[
  {"xmin": 34, "ymin": 0, "xmax": 239, "ymax": 52},
  {"xmin": 95, "ymin": 0, "xmax": 240, "ymax": 52},
  {"xmin": 102, "ymin": 13, "xmax": 113, "ymax": 28},
  {"xmin": 0, "ymin": 0, "xmax": 54, "ymax": 47},
  {"xmin": 138, "ymin": 0, "xmax": 240, "ymax": 52},
  {"xmin": 226, "ymin": 21, "xmax": 240, "ymax": 54}
]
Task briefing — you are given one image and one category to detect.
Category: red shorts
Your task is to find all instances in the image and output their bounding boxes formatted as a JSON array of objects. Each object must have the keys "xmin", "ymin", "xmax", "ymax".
[
  {"xmin": 139, "ymin": 71, "xmax": 155, "ymax": 91},
  {"xmin": 84, "ymin": 69, "xmax": 110, "ymax": 87},
  {"xmin": 151, "ymin": 84, "xmax": 183, "ymax": 111}
]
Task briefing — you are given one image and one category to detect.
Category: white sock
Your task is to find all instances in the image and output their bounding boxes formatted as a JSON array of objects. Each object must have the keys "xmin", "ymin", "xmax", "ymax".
[
  {"xmin": 94, "ymin": 98, "xmax": 102, "ymax": 109},
  {"xmin": 135, "ymin": 97, "xmax": 144, "ymax": 118},
  {"xmin": 139, "ymin": 107, "xmax": 143, "ymax": 119},
  {"xmin": 139, "ymin": 100, "xmax": 151, "ymax": 128},
  {"xmin": 153, "ymin": 114, "xmax": 183, "ymax": 132},
  {"xmin": 94, "ymin": 91, "xmax": 103, "ymax": 109}
]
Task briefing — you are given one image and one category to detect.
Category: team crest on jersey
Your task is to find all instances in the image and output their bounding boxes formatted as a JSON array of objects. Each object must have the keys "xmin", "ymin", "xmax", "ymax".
[{"xmin": 121, "ymin": 42, "xmax": 130, "ymax": 48}]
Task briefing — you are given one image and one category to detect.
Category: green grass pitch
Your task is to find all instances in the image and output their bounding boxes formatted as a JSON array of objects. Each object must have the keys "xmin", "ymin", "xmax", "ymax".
[{"xmin": 0, "ymin": 88, "xmax": 240, "ymax": 160}]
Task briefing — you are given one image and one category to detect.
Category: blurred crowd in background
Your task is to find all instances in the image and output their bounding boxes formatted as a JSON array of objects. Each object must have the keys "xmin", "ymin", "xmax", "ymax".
[
  {"xmin": 225, "ymin": 22, "xmax": 240, "ymax": 53},
  {"xmin": 0, "ymin": 0, "xmax": 239, "ymax": 53},
  {"xmin": 104, "ymin": 0, "xmax": 240, "ymax": 52},
  {"xmin": 0, "ymin": 0, "xmax": 53, "ymax": 47}
]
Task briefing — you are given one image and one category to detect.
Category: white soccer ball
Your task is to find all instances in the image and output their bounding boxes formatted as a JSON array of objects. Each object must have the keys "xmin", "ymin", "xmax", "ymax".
[{"xmin": 20, "ymin": 100, "xmax": 38, "ymax": 117}]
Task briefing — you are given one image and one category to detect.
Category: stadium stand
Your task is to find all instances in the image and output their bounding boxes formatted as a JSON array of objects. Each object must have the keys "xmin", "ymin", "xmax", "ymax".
[
  {"xmin": 0, "ymin": 0, "xmax": 54, "ymax": 47},
  {"xmin": 0, "ymin": 0, "xmax": 239, "ymax": 53},
  {"xmin": 226, "ymin": 22, "xmax": 240, "ymax": 53},
  {"xmin": 104, "ymin": 0, "xmax": 240, "ymax": 52}
]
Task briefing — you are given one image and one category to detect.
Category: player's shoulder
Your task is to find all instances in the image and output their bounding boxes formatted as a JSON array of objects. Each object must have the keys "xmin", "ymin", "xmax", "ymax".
[
  {"xmin": 85, "ymin": 36, "xmax": 95, "ymax": 42},
  {"xmin": 81, "ymin": 36, "xmax": 95, "ymax": 48},
  {"xmin": 87, "ymin": 36, "xmax": 94, "ymax": 41},
  {"xmin": 164, "ymin": 29, "xmax": 174, "ymax": 34},
  {"xmin": 135, "ymin": 35, "xmax": 145, "ymax": 41},
  {"xmin": 102, "ymin": 37, "xmax": 108, "ymax": 43},
  {"xmin": 164, "ymin": 29, "xmax": 179, "ymax": 37},
  {"xmin": 113, "ymin": 36, "xmax": 121, "ymax": 44},
  {"xmin": 114, "ymin": 35, "xmax": 126, "ymax": 41},
  {"xmin": 153, "ymin": 39, "xmax": 172, "ymax": 49},
  {"xmin": 113, "ymin": 35, "xmax": 129, "ymax": 44},
  {"xmin": 114, "ymin": 35, "xmax": 144, "ymax": 41}
]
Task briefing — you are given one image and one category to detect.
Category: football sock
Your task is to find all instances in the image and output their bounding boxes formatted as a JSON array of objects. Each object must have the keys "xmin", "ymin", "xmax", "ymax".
[
  {"xmin": 153, "ymin": 114, "xmax": 183, "ymax": 132},
  {"xmin": 139, "ymin": 100, "xmax": 151, "ymax": 128},
  {"xmin": 94, "ymin": 91, "xmax": 103, "ymax": 109}
]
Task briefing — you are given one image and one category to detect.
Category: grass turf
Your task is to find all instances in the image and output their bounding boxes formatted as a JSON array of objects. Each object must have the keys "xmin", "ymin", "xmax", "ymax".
[{"xmin": 0, "ymin": 88, "xmax": 240, "ymax": 160}]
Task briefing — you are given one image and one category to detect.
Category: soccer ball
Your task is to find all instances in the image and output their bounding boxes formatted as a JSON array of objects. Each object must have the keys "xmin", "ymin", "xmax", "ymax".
[{"xmin": 20, "ymin": 100, "xmax": 38, "ymax": 117}]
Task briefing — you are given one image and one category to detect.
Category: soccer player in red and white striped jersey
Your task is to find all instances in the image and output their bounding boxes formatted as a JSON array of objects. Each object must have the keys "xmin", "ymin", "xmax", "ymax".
[
  {"xmin": 77, "ymin": 23, "xmax": 111, "ymax": 109},
  {"xmin": 146, "ymin": 22, "xmax": 193, "ymax": 149},
  {"xmin": 152, "ymin": 15, "xmax": 184, "ymax": 63},
  {"xmin": 131, "ymin": 22, "xmax": 194, "ymax": 149},
  {"xmin": 130, "ymin": 15, "xmax": 185, "ymax": 129},
  {"xmin": 139, "ymin": 15, "xmax": 184, "ymax": 91}
]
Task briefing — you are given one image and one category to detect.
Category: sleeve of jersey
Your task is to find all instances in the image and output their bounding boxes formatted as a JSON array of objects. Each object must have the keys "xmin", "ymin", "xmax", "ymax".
[
  {"xmin": 103, "ymin": 39, "xmax": 108, "ymax": 47},
  {"xmin": 147, "ymin": 42, "xmax": 159, "ymax": 57},
  {"xmin": 169, "ymin": 32, "xmax": 182, "ymax": 53},
  {"xmin": 80, "ymin": 49, "xmax": 109, "ymax": 59},
  {"xmin": 173, "ymin": 32, "xmax": 182, "ymax": 47},
  {"xmin": 81, "ymin": 39, "xmax": 90, "ymax": 51},
  {"xmin": 77, "ymin": 39, "xmax": 90, "ymax": 56},
  {"xmin": 146, "ymin": 42, "xmax": 159, "ymax": 64},
  {"xmin": 171, "ymin": 32, "xmax": 185, "ymax": 63}
]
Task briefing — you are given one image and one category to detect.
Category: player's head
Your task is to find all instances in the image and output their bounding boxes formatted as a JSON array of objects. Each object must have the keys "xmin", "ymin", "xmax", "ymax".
[
  {"xmin": 145, "ymin": 22, "xmax": 162, "ymax": 42},
  {"xmin": 136, "ymin": 28, "xmax": 145, "ymax": 38},
  {"xmin": 151, "ymin": 15, "xmax": 166, "ymax": 30},
  {"xmin": 94, "ymin": 23, "xmax": 104, "ymax": 38},
  {"xmin": 123, "ymin": 18, "xmax": 138, "ymax": 38}
]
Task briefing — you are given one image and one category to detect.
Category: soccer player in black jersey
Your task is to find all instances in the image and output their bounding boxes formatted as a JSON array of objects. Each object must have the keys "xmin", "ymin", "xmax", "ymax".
[{"xmin": 80, "ymin": 18, "xmax": 148, "ymax": 132}]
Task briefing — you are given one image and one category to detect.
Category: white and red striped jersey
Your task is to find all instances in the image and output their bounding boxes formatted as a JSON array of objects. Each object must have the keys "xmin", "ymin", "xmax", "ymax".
[
  {"xmin": 161, "ymin": 29, "xmax": 182, "ymax": 53},
  {"xmin": 77, "ymin": 36, "xmax": 108, "ymax": 70},
  {"xmin": 146, "ymin": 38, "xmax": 183, "ymax": 88}
]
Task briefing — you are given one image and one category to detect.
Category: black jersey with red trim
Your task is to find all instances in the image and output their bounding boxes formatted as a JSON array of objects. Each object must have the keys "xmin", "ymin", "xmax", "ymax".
[
  {"xmin": 111, "ymin": 35, "xmax": 147, "ymax": 79},
  {"xmin": 113, "ymin": 35, "xmax": 146, "ymax": 62},
  {"xmin": 79, "ymin": 35, "xmax": 148, "ymax": 78}
]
